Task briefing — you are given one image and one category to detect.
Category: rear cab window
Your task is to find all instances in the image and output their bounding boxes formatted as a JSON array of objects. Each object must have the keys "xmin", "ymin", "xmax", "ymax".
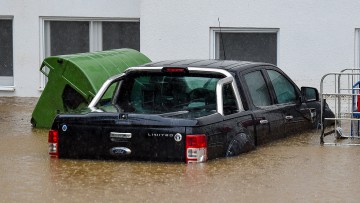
[
  {"xmin": 97, "ymin": 72, "xmax": 223, "ymax": 118},
  {"xmin": 94, "ymin": 68, "xmax": 243, "ymax": 118}
]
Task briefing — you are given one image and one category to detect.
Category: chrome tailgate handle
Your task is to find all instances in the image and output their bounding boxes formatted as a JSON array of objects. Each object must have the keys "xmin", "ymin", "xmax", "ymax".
[{"xmin": 110, "ymin": 132, "xmax": 132, "ymax": 142}]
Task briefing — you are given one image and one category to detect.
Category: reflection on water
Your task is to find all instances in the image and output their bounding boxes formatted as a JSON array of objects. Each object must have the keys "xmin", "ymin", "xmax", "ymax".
[{"xmin": 1, "ymin": 97, "xmax": 360, "ymax": 202}]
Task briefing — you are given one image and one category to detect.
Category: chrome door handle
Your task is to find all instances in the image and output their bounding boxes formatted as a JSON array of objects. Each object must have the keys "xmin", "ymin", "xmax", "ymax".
[
  {"xmin": 285, "ymin": 115, "xmax": 293, "ymax": 120},
  {"xmin": 259, "ymin": 120, "xmax": 269, "ymax": 124}
]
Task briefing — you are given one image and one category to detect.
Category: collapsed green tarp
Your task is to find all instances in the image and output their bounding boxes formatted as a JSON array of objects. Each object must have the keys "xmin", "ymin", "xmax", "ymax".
[{"xmin": 31, "ymin": 49, "xmax": 151, "ymax": 128}]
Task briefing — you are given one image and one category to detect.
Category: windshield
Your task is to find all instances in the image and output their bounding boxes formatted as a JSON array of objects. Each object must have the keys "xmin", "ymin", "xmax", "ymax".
[{"xmin": 98, "ymin": 72, "xmax": 223, "ymax": 117}]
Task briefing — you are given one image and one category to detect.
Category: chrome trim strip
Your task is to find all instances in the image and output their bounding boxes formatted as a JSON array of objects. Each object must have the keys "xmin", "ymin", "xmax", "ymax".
[
  {"xmin": 230, "ymin": 77, "xmax": 243, "ymax": 112},
  {"xmin": 188, "ymin": 67, "xmax": 232, "ymax": 77},
  {"xmin": 260, "ymin": 120, "xmax": 269, "ymax": 124},
  {"xmin": 216, "ymin": 77, "xmax": 232, "ymax": 115}
]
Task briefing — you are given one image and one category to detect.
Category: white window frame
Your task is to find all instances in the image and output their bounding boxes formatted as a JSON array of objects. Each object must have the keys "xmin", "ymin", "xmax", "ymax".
[
  {"xmin": 209, "ymin": 27, "xmax": 280, "ymax": 64},
  {"xmin": 355, "ymin": 29, "xmax": 360, "ymax": 68},
  {"xmin": 39, "ymin": 17, "xmax": 140, "ymax": 90},
  {"xmin": 0, "ymin": 16, "xmax": 15, "ymax": 91}
]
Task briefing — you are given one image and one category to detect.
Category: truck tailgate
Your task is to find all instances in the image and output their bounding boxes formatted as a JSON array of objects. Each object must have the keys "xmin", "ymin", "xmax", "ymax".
[{"xmin": 58, "ymin": 123, "xmax": 186, "ymax": 161}]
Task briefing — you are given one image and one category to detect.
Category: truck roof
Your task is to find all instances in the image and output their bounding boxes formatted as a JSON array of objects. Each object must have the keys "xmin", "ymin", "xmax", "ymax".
[{"xmin": 141, "ymin": 59, "xmax": 273, "ymax": 72}]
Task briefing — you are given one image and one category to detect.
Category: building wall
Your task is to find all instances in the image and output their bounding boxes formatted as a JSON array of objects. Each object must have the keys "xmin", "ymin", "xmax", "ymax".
[
  {"xmin": 1, "ymin": 0, "xmax": 360, "ymax": 97},
  {"xmin": 0, "ymin": 0, "xmax": 140, "ymax": 97},
  {"xmin": 141, "ymin": 0, "xmax": 360, "ymax": 89}
]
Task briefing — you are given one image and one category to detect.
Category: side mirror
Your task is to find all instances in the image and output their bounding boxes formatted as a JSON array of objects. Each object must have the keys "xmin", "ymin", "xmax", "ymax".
[{"xmin": 301, "ymin": 87, "xmax": 319, "ymax": 102}]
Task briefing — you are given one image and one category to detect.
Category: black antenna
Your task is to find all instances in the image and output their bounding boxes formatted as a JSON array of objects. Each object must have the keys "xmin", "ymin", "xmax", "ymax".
[{"xmin": 218, "ymin": 17, "xmax": 226, "ymax": 60}]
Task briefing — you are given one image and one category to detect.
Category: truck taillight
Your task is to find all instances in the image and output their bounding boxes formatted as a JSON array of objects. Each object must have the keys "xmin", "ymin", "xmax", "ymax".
[
  {"xmin": 186, "ymin": 134, "xmax": 207, "ymax": 163},
  {"xmin": 162, "ymin": 67, "xmax": 188, "ymax": 73},
  {"xmin": 48, "ymin": 129, "xmax": 59, "ymax": 157}
]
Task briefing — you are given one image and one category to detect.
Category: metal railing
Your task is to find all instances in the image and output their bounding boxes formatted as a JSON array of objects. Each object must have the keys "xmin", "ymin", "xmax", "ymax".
[{"xmin": 320, "ymin": 68, "xmax": 360, "ymax": 145}]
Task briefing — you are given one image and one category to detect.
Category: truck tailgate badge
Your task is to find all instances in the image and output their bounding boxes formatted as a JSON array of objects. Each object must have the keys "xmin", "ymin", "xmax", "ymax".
[
  {"xmin": 110, "ymin": 147, "xmax": 131, "ymax": 156},
  {"xmin": 61, "ymin": 124, "xmax": 67, "ymax": 132},
  {"xmin": 174, "ymin": 133, "xmax": 182, "ymax": 142}
]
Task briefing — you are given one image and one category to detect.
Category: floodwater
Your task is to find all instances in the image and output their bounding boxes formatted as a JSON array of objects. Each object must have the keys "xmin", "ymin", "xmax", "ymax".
[{"xmin": 1, "ymin": 97, "xmax": 360, "ymax": 202}]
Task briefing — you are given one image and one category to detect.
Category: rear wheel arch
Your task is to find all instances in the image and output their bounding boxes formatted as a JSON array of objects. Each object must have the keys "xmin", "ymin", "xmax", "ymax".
[{"xmin": 225, "ymin": 131, "xmax": 255, "ymax": 157}]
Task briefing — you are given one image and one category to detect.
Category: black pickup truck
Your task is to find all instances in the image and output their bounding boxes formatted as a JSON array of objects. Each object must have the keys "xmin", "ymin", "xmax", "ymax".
[{"xmin": 48, "ymin": 60, "xmax": 333, "ymax": 163}]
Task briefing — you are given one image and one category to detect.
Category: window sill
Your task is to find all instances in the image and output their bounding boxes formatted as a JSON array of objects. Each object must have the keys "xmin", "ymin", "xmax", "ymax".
[{"xmin": 0, "ymin": 86, "xmax": 15, "ymax": 91}]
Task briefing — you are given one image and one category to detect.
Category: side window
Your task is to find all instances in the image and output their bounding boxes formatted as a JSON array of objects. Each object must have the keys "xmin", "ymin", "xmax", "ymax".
[
  {"xmin": 267, "ymin": 70, "xmax": 297, "ymax": 104},
  {"xmin": 244, "ymin": 71, "xmax": 272, "ymax": 107},
  {"xmin": 223, "ymin": 83, "xmax": 239, "ymax": 115}
]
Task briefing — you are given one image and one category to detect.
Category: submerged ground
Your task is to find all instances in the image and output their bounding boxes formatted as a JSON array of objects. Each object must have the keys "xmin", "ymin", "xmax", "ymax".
[{"xmin": 0, "ymin": 97, "xmax": 359, "ymax": 202}]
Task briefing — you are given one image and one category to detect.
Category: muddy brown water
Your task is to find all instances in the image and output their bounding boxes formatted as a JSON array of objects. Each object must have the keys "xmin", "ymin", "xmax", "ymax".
[{"xmin": 1, "ymin": 97, "xmax": 360, "ymax": 202}]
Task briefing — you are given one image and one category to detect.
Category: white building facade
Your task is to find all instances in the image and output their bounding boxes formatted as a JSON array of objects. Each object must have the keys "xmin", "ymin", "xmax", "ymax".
[{"xmin": 1, "ymin": 0, "xmax": 360, "ymax": 97}]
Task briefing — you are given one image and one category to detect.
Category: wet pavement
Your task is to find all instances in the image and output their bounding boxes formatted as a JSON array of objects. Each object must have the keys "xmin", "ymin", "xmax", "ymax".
[{"xmin": 1, "ymin": 97, "xmax": 360, "ymax": 202}]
